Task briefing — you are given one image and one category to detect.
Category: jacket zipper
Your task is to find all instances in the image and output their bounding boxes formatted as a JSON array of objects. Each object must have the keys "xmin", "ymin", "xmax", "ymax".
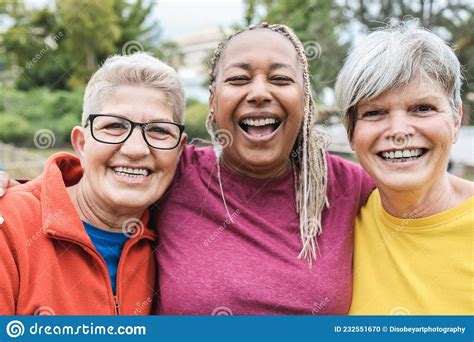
[
  {"xmin": 48, "ymin": 231, "xmax": 123, "ymax": 315},
  {"xmin": 113, "ymin": 295, "xmax": 120, "ymax": 315}
]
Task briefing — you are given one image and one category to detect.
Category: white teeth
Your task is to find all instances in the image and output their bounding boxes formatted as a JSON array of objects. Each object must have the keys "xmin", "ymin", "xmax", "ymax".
[
  {"xmin": 381, "ymin": 149, "xmax": 424, "ymax": 160},
  {"xmin": 113, "ymin": 166, "xmax": 149, "ymax": 176},
  {"xmin": 241, "ymin": 118, "xmax": 278, "ymax": 127}
]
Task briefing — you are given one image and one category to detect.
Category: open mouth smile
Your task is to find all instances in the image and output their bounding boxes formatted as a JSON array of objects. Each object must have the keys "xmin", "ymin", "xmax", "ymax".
[
  {"xmin": 238, "ymin": 117, "xmax": 282, "ymax": 139},
  {"xmin": 377, "ymin": 148, "xmax": 429, "ymax": 163}
]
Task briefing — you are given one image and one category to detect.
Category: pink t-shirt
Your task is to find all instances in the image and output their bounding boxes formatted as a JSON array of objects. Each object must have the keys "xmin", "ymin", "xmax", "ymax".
[{"xmin": 152, "ymin": 145, "xmax": 374, "ymax": 315}]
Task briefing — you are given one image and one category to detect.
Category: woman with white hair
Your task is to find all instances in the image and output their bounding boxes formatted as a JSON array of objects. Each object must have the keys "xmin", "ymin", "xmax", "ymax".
[
  {"xmin": 335, "ymin": 21, "xmax": 474, "ymax": 314},
  {"xmin": 0, "ymin": 53, "xmax": 186, "ymax": 315}
]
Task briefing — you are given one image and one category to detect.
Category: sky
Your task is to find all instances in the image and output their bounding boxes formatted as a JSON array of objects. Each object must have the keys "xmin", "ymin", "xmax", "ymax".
[{"xmin": 154, "ymin": 0, "xmax": 245, "ymax": 40}]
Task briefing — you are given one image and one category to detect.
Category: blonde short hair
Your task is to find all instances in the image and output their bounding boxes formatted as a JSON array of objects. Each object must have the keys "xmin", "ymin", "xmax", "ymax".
[{"xmin": 82, "ymin": 53, "xmax": 185, "ymax": 126}]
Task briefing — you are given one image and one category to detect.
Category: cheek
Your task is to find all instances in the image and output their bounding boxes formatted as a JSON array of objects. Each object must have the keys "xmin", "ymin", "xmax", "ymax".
[
  {"xmin": 82, "ymin": 141, "xmax": 118, "ymax": 171},
  {"xmin": 151, "ymin": 151, "xmax": 181, "ymax": 173}
]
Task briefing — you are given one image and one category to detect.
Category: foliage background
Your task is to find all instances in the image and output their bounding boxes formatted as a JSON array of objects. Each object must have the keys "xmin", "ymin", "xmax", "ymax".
[{"xmin": 0, "ymin": 0, "xmax": 472, "ymax": 149}]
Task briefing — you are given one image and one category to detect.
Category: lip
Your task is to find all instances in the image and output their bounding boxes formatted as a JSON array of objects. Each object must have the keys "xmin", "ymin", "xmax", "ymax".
[
  {"xmin": 236, "ymin": 111, "xmax": 286, "ymax": 144},
  {"xmin": 238, "ymin": 119, "xmax": 284, "ymax": 144},
  {"xmin": 108, "ymin": 167, "xmax": 153, "ymax": 185},
  {"xmin": 375, "ymin": 149, "xmax": 429, "ymax": 169},
  {"xmin": 109, "ymin": 164, "xmax": 154, "ymax": 171},
  {"xmin": 239, "ymin": 111, "xmax": 283, "ymax": 121},
  {"xmin": 376, "ymin": 146, "xmax": 427, "ymax": 154}
]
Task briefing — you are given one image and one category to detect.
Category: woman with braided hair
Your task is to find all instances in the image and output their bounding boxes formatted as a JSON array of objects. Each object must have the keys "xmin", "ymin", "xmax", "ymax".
[
  {"xmin": 0, "ymin": 23, "xmax": 374, "ymax": 315},
  {"xmin": 152, "ymin": 23, "xmax": 373, "ymax": 315}
]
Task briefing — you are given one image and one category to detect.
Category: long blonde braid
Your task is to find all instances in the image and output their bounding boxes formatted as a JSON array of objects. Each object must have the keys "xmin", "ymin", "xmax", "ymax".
[{"xmin": 207, "ymin": 23, "xmax": 330, "ymax": 265}]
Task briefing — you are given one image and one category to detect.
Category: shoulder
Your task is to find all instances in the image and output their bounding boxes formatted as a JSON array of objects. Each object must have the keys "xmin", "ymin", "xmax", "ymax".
[
  {"xmin": 177, "ymin": 144, "xmax": 216, "ymax": 173},
  {"xmin": 0, "ymin": 180, "xmax": 42, "ymax": 241},
  {"xmin": 325, "ymin": 153, "xmax": 375, "ymax": 207},
  {"xmin": 326, "ymin": 153, "xmax": 371, "ymax": 183}
]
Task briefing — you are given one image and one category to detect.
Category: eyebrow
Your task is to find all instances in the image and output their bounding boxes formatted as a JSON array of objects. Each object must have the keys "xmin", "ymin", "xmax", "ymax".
[
  {"xmin": 224, "ymin": 62, "xmax": 296, "ymax": 74},
  {"xmin": 103, "ymin": 113, "xmax": 174, "ymax": 123}
]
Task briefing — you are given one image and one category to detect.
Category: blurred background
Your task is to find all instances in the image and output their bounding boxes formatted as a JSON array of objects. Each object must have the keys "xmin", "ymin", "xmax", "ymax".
[{"xmin": 0, "ymin": 0, "xmax": 472, "ymax": 179}]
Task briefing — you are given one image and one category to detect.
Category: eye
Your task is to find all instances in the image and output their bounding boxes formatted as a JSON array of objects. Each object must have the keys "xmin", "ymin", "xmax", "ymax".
[
  {"xmin": 149, "ymin": 126, "xmax": 169, "ymax": 134},
  {"xmin": 360, "ymin": 110, "xmax": 385, "ymax": 120},
  {"xmin": 413, "ymin": 104, "xmax": 435, "ymax": 113},
  {"xmin": 270, "ymin": 75, "xmax": 293, "ymax": 84},
  {"xmin": 225, "ymin": 75, "xmax": 250, "ymax": 84},
  {"xmin": 104, "ymin": 122, "xmax": 128, "ymax": 130}
]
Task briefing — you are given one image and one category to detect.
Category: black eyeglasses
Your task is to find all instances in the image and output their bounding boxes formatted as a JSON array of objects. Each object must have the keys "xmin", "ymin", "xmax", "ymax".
[{"xmin": 85, "ymin": 114, "xmax": 185, "ymax": 150}]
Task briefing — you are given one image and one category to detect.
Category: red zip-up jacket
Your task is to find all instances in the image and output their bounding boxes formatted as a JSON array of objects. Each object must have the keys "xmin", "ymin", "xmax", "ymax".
[{"xmin": 0, "ymin": 153, "xmax": 157, "ymax": 315}]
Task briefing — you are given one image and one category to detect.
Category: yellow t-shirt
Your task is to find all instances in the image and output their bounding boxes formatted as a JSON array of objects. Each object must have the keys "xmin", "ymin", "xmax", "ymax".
[{"xmin": 350, "ymin": 190, "xmax": 474, "ymax": 315}]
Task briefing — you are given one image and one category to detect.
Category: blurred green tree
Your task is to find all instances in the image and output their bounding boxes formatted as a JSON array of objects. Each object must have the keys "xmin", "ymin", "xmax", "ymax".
[{"xmin": 1, "ymin": 0, "xmax": 159, "ymax": 90}]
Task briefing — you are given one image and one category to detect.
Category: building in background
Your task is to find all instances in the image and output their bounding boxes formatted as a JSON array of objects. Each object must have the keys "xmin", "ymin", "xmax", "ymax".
[{"xmin": 169, "ymin": 27, "xmax": 231, "ymax": 102}]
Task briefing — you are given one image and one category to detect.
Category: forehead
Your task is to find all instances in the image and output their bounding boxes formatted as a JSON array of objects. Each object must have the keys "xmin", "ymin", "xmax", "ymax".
[
  {"xmin": 360, "ymin": 75, "xmax": 448, "ymax": 106},
  {"xmin": 100, "ymin": 86, "xmax": 173, "ymax": 121},
  {"xmin": 220, "ymin": 29, "xmax": 300, "ymax": 68}
]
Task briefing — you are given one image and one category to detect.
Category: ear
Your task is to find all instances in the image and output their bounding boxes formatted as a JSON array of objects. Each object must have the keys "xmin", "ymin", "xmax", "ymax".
[
  {"xmin": 452, "ymin": 104, "xmax": 463, "ymax": 144},
  {"xmin": 71, "ymin": 126, "xmax": 86, "ymax": 162},
  {"xmin": 177, "ymin": 133, "xmax": 187, "ymax": 158}
]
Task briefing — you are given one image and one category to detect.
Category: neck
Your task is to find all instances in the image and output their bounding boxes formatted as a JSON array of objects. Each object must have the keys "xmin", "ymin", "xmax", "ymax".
[
  {"xmin": 67, "ymin": 181, "xmax": 144, "ymax": 233},
  {"xmin": 221, "ymin": 157, "xmax": 291, "ymax": 179},
  {"xmin": 378, "ymin": 173, "xmax": 457, "ymax": 218}
]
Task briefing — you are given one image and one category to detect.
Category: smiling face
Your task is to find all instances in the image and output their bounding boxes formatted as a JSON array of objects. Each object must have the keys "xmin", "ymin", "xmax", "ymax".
[
  {"xmin": 72, "ymin": 86, "xmax": 185, "ymax": 213},
  {"xmin": 210, "ymin": 29, "xmax": 305, "ymax": 178},
  {"xmin": 351, "ymin": 75, "xmax": 462, "ymax": 192}
]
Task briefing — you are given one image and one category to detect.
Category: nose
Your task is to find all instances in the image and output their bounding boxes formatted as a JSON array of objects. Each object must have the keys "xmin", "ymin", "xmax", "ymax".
[
  {"xmin": 246, "ymin": 76, "xmax": 272, "ymax": 105},
  {"xmin": 119, "ymin": 126, "xmax": 151, "ymax": 158},
  {"xmin": 383, "ymin": 111, "xmax": 416, "ymax": 148}
]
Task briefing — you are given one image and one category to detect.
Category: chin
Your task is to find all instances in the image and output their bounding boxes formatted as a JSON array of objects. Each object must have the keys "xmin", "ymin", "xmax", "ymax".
[
  {"xmin": 108, "ymin": 192, "xmax": 153, "ymax": 212},
  {"xmin": 373, "ymin": 170, "xmax": 432, "ymax": 192}
]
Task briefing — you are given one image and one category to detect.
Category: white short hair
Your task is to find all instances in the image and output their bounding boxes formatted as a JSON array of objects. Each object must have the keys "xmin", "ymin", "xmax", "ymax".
[
  {"xmin": 335, "ymin": 20, "xmax": 462, "ymax": 139},
  {"xmin": 82, "ymin": 53, "xmax": 185, "ymax": 126}
]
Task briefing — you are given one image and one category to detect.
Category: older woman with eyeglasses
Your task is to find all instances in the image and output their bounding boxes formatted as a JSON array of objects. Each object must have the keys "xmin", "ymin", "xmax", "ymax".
[{"xmin": 0, "ymin": 53, "xmax": 186, "ymax": 315}]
